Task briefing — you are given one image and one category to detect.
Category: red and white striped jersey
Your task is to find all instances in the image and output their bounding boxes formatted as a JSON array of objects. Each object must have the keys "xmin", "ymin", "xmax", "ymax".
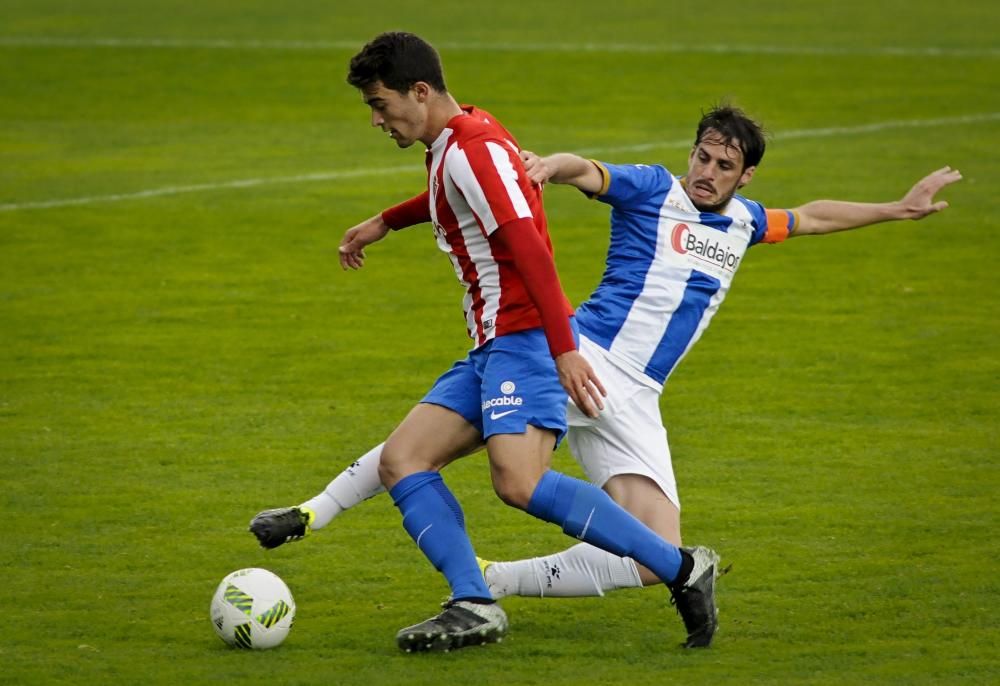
[{"xmin": 425, "ymin": 106, "xmax": 572, "ymax": 348}]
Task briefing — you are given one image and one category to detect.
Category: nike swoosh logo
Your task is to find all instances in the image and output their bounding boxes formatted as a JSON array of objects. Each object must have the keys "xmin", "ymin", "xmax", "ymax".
[
  {"xmin": 576, "ymin": 507, "xmax": 595, "ymax": 540},
  {"xmin": 490, "ymin": 409, "xmax": 519, "ymax": 420}
]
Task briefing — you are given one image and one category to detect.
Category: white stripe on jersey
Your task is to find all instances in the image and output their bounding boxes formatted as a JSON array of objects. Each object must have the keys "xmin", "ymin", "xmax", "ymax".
[
  {"xmin": 427, "ymin": 133, "xmax": 451, "ymax": 254},
  {"xmin": 670, "ymin": 194, "xmax": 759, "ymax": 358},
  {"xmin": 442, "ymin": 146, "xmax": 502, "ymax": 341},
  {"xmin": 486, "ymin": 141, "xmax": 532, "ymax": 220},
  {"xmin": 723, "ymin": 196, "xmax": 757, "ymax": 231},
  {"xmin": 657, "ymin": 198, "xmax": 760, "ymax": 371},
  {"xmin": 448, "ymin": 145, "xmax": 499, "ymax": 234},
  {"xmin": 426, "ymin": 130, "xmax": 475, "ymax": 332},
  {"xmin": 658, "ymin": 182, "xmax": 749, "ymax": 369},
  {"xmin": 607, "ymin": 186, "xmax": 691, "ymax": 371}
]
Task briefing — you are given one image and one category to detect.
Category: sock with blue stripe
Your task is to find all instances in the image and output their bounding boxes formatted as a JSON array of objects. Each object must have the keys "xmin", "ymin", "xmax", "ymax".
[
  {"xmin": 526, "ymin": 470, "xmax": 683, "ymax": 584},
  {"xmin": 389, "ymin": 471, "xmax": 492, "ymax": 602}
]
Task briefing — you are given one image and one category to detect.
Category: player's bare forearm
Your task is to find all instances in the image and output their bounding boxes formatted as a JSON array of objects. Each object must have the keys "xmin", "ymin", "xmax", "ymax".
[
  {"xmin": 338, "ymin": 214, "xmax": 391, "ymax": 270},
  {"xmin": 792, "ymin": 200, "xmax": 899, "ymax": 236},
  {"xmin": 792, "ymin": 166, "xmax": 962, "ymax": 237},
  {"xmin": 521, "ymin": 151, "xmax": 604, "ymax": 194},
  {"xmin": 545, "ymin": 154, "xmax": 604, "ymax": 192}
]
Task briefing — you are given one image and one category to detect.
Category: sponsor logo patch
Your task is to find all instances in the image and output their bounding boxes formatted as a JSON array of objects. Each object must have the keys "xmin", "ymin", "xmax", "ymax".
[
  {"xmin": 670, "ymin": 222, "xmax": 744, "ymax": 275},
  {"xmin": 482, "ymin": 395, "xmax": 523, "ymax": 411}
]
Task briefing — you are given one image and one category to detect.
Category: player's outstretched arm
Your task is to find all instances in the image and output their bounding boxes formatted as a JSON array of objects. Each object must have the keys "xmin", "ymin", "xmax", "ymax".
[
  {"xmin": 338, "ymin": 214, "xmax": 391, "ymax": 270},
  {"xmin": 521, "ymin": 151, "xmax": 604, "ymax": 194},
  {"xmin": 791, "ymin": 166, "xmax": 962, "ymax": 237}
]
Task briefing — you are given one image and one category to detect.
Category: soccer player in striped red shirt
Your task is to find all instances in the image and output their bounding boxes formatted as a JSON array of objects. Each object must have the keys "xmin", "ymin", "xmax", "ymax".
[{"xmin": 331, "ymin": 32, "xmax": 719, "ymax": 652}]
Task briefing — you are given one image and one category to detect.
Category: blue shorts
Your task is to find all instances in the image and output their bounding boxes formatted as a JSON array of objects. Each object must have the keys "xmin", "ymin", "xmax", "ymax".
[{"xmin": 421, "ymin": 323, "xmax": 576, "ymax": 445}]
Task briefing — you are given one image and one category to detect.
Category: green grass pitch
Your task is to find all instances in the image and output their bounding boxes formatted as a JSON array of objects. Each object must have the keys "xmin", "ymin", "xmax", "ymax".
[{"xmin": 2, "ymin": 1, "xmax": 998, "ymax": 684}]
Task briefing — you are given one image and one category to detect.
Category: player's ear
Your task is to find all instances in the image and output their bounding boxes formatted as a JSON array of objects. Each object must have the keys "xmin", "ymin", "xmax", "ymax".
[
  {"xmin": 738, "ymin": 165, "xmax": 756, "ymax": 189},
  {"xmin": 411, "ymin": 81, "xmax": 431, "ymax": 103}
]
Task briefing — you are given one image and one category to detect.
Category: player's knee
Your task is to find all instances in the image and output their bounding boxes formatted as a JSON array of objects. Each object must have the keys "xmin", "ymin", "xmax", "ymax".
[
  {"xmin": 376, "ymin": 453, "xmax": 400, "ymax": 489},
  {"xmin": 491, "ymin": 472, "xmax": 538, "ymax": 510},
  {"xmin": 378, "ymin": 441, "xmax": 415, "ymax": 488}
]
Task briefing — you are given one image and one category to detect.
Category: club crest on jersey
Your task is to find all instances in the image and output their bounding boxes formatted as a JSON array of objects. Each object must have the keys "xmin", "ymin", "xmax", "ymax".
[{"xmin": 670, "ymin": 222, "xmax": 743, "ymax": 274}]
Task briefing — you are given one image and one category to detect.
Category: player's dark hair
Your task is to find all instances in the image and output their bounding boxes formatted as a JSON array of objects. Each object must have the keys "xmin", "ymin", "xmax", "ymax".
[
  {"xmin": 347, "ymin": 32, "xmax": 447, "ymax": 94},
  {"xmin": 695, "ymin": 105, "xmax": 766, "ymax": 169}
]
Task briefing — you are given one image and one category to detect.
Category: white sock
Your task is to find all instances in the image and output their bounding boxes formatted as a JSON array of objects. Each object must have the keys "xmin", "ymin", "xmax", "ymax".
[
  {"xmin": 299, "ymin": 443, "xmax": 386, "ymax": 529},
  {"xmin": 484, "ymin": 543, "xmax": 643, "ymax": 598}
]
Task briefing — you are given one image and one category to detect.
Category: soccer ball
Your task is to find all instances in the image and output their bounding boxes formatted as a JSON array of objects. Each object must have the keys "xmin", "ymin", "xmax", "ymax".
[{"xmin": 210, "ymin": 568, "xmax": 296, "ymax": 649}]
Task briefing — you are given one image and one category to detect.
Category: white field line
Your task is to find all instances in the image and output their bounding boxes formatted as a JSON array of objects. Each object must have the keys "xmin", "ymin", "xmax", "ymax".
[
  {"xmin": 580, "ymin": 111, "xmax": 1000, "ymax": 155},
  {"xmin": 2, "ymin": 112, "xmax": 998, "ymax": 213},
  {"xmin": 0, "ymin": 35, "xmax": 998, "ymax": 58},
  {"xmin": 0, "ymin": 166, "xmax": 423, "ymax": 212}
]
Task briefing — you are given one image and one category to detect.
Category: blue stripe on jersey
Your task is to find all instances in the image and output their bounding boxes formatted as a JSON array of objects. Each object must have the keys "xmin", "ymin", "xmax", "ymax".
[
  {"xmin": 697, "ymin": 211, "xmax": 735, "ymax": 232},
  {"xmin": 575, "ymin": 167, "xmax": 672, "ymax": 350},
  {"xmin": 644, "ymin": 270, "xmax": 721, "ymax": 382}
]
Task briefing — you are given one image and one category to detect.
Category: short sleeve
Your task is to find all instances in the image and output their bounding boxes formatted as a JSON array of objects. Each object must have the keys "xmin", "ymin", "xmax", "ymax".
[{"xmin": 592, "ymin": 162, "xmax": 674, "ymax": 208}]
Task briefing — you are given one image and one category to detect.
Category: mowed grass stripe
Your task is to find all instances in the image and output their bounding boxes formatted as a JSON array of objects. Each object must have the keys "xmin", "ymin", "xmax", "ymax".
[
  {"xmin": 3, "ymin": 112, "xmax": 997, "ymax": 213},
  {"xmin": 1, "ymin": 35, "xmax": 998, "ymax": 58}
]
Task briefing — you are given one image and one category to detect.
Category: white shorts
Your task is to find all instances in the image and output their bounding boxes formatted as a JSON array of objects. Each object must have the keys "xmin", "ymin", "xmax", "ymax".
[{"xmin": 567, "ymin": 336, "xmax": 680, "ymax": 509}]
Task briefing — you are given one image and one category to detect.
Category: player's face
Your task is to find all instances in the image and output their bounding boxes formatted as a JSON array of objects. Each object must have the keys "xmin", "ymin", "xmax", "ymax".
[
  {"xmin": 684, "ymin": 131, "xmax": 756, "ymax": 212},
  {"xmin": 361, "ymin": 81, "xmax": 429, "ymax": 149}
]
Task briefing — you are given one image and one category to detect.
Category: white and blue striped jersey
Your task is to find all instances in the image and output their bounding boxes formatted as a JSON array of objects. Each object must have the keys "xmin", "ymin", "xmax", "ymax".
[{"xmin": 575, "ymin": 162, "xmax": 796, "ymax": 390}]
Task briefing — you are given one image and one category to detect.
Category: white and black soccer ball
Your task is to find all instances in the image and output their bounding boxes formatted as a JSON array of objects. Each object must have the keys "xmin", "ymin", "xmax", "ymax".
[{"xmin": 210, "ymin": 568, "xmax": 295, "ymax": 649}]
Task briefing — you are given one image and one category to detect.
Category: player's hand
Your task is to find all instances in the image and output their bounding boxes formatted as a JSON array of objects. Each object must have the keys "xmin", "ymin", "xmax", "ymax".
[
  {"xmin": 520, "ymin": 150, "xmax": 554, "ymax": 186},
  {"xmin": 899, "ymin": 166, "xmax": 962, "ymax": 220},
  {"xmin": 555, "ymin": 350, "xmax": 607, "ymax": 419},
  {"xmin": 339, "ymin": 215, "xmax": 391, "ymax": 270}
]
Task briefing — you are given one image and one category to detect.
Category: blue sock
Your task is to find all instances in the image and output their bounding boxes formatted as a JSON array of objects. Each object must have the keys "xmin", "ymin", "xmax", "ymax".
[
  {"xmin": 527, "ymin": 470, "xmax": 683, "ymax": 584},
  {"xmin": 389, "ymin": 471, "xmax": 492, "ymax": 601}
]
